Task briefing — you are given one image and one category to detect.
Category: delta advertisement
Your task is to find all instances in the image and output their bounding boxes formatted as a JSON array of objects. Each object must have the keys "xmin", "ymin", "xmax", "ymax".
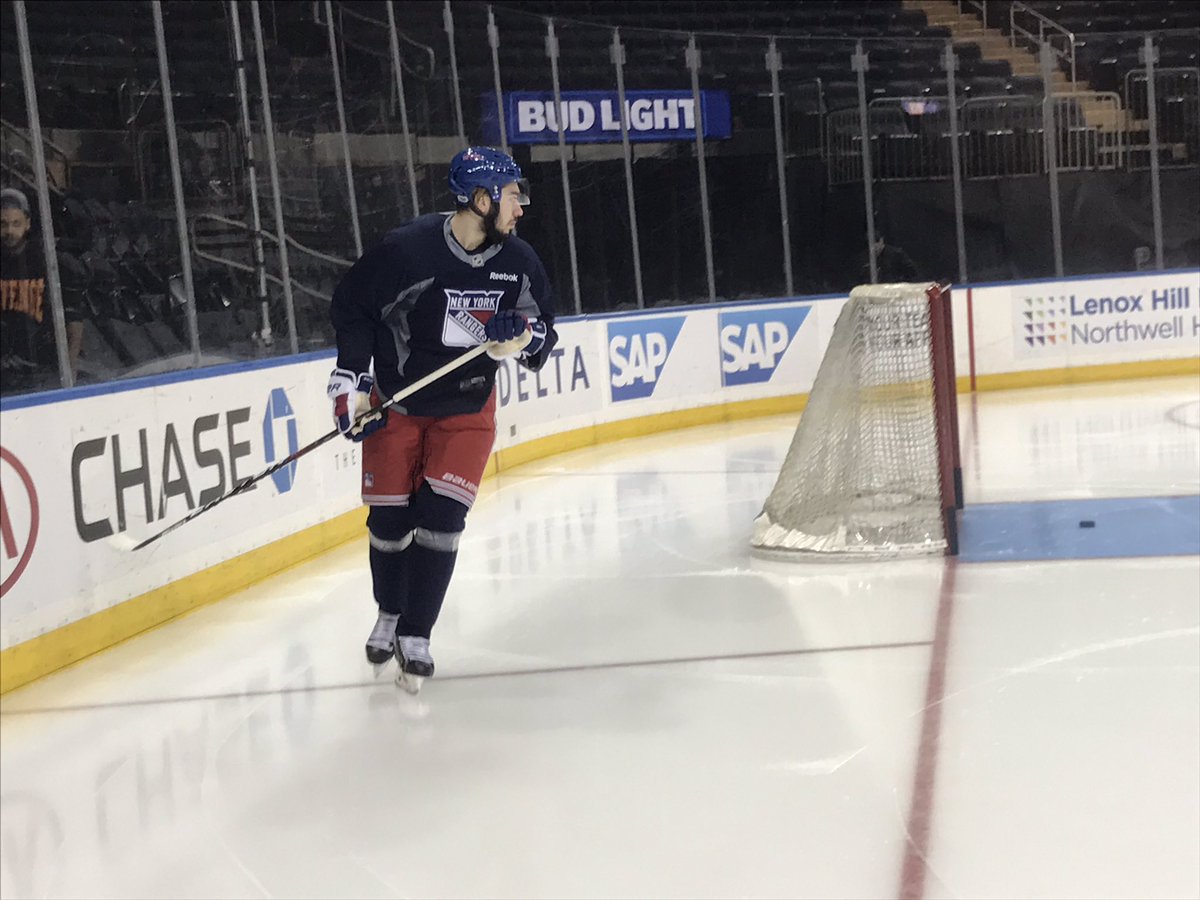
[{"xmin": 480, "ymin": 89, "xmax": 732, "ymax": 144}]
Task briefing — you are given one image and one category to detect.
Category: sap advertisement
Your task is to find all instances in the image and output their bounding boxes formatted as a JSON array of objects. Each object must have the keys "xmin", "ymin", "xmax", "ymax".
[
  {"xmin": 603, "ymin": 305, "xmax": 823, "ymax": 404},
  {"xmin": 480, "ymin": 89, "xmax": 732, "ymax": 144}
]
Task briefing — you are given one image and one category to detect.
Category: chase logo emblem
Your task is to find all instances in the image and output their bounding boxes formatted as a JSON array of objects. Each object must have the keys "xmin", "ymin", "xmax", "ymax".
[
  {"xmin": 262, "ymin": 388, "xmax": 299, "ymax": 494},
  {"xmin": 0, "ymin": 447, "xmax": 39, "ymax": 596}
]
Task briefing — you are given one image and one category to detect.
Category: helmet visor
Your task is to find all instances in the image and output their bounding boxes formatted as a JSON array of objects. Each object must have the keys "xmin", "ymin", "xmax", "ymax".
[{"xmin": 515, "ymin": 178, "xmax": 531, "ymax": 206}]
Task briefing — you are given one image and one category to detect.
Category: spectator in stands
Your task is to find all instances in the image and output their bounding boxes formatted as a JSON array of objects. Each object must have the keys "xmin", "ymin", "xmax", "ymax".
[
  {"xmin": 862, "ymin": 231, "xmax": 921, "ymax": 284},
  {"xmin": 1, "ymin": 187, "xmax": 83, "ymax": 389}
]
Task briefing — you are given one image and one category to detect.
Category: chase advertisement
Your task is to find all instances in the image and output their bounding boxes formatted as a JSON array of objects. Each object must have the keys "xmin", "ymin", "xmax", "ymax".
[
  {"xmin": 0, "ymin": 361, "xmax": 362, "ymax": 650},
  {"xmin": 481, "ymin": 89, "xmax": 732, "ymax": 144}
]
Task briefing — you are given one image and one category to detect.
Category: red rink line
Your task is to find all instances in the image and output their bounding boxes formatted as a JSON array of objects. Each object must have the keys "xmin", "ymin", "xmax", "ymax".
[{"xmin": 898, "ymin": 559, "xmax": 959, "ymax": 900}]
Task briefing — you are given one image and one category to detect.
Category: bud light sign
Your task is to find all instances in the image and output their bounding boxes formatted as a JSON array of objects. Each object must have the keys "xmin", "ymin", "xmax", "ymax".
[
  {"xmin": 607, "ymin": 316, "xmax": 686, "ymax": 402},
  {"xmin": 719, "ymin": 307, "xmax": 811, "ymax": 387},
  {"xmin": 481, "ymin": 90, "xmax": 732, "ymax": 144}
]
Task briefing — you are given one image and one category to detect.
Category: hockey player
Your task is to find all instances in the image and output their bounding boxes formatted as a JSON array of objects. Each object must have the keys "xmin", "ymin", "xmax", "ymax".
[{"xmin": 327, "ymin": 146, "xmax": 558, "ymax": 691}]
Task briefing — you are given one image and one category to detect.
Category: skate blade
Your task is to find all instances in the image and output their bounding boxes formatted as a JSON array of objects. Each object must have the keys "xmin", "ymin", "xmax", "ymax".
[{"xmin": 396, "ymin": 671, "xmax": 424, "ymax": 695}]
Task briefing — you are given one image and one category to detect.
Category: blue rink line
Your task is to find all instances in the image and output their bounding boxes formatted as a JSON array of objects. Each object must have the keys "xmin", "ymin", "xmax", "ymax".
[{"xmin": 958, "ymin": 495, "xmax": 1200, "ymax": 563}]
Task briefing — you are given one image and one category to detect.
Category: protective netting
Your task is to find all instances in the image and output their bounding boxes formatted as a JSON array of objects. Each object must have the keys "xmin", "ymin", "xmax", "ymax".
[{"xmin": 751, "ymin": 283, "xmax": 949, "ymax": 559}]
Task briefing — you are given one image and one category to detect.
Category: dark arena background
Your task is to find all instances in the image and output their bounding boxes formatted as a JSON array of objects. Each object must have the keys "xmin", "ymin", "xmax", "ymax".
[{"xmin": 1, "ymin": 0, "xmax": 1197, "ymax": 391}]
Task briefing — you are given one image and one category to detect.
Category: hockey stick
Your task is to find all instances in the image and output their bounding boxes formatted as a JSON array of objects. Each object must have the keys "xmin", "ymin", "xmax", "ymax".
[{"xmin": 127, "ymin": 343, "xmax": 493, "ymax": 551}]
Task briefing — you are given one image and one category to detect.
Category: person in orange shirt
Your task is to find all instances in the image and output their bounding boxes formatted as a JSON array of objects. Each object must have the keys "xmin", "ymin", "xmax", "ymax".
[{"xmin": 1, "ymin": 187, "xmax": 82, "ymax": 391}]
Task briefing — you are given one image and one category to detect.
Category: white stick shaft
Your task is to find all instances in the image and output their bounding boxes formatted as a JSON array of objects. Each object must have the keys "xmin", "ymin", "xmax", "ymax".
[{"xmin": 376, "ymin": 342, "xmax": 491, "ymax": 414}]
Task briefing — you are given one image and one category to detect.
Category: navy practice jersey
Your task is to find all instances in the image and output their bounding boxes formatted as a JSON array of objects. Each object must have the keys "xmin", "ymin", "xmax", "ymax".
[{"xmin": 330, "ymin": 213, "xmax": 558, "ymax": 417}]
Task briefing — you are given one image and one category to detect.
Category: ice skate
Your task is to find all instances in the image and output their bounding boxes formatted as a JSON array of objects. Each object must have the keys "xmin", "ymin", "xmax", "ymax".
[
  {"xmin": 365, "ymin": 611, "xmax": 400, "ymax": 666},
  {"xmin": 394, "ymin": 635, "xmax": 434, "ymax": 694}
]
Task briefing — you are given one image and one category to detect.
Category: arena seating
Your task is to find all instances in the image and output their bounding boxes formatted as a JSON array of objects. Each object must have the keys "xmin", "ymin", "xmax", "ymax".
[
  {"xmin": 1, "ymin": 0, "xmax": 1195, "ymax": 386},
  {"xmin": 978, "ymin": 1, "xmax": 1199, "ymax": 93}
]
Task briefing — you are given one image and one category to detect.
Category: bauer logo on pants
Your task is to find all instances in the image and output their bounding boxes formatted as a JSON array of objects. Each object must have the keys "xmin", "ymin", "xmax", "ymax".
[
  {"xmin": 607, "ymin": 316, "xmax": 686, "ymax": 402},
  {"xmin": 718, "ymin": 306, "xmax": 811, "ymax": 386}
]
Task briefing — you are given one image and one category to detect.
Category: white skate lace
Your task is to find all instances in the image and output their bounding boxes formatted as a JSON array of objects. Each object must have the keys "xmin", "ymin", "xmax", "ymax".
[
  {"xmin": 397, "ymin": 635, "xmax": 432, "ymax": 664},
  {"xmin": 367, "ymin": 612, "xmax": 400, "ymax": 648}
]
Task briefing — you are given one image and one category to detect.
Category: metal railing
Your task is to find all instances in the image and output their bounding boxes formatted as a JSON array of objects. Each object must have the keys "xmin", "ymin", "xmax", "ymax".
[
  {"xmin": 958, "ymin": 0, "xmax": 991, "ymax": 30},
  {"xmin": 1049, "ymin": 91, "xmax": 1125, "ymax": 172},
  {"xmin": 867, "ymin": 97, "xmax": 954, "ymax": 181},
  {"xmin": 334, "ymin": 1, "xmax": 436, "ymax": 79},
  {"xmin": 188, "ymin": 212, "xmax": 348, "ymax": 304},
  {"xmin": 1009, "ymin": 1, "xmax": 1076, "ymax": 85},
  {"xmin": 192, "ymin": 212, "xmax": 354, "ymax": 269},
  {"xmin": 826, "ymin": 107, "xmax": 864, "ymax": 185},
  {"xmin": 0, "ymin": 117, "xmax": 71, "ymax": 192},
  {"xmin": 1125, "ymin": 66, "xmax": 1200, "ymax": 169},
  {"xmin": 828, "ymin": 98, "xmax": 954, "ymax": 185},
  {"xmin": 960, "ymin": 94, "xmax": 1043, "ymax": 178},
  {"xmin": 831, "ymin": 90, "xmax": 1133, "ymax": 183}
]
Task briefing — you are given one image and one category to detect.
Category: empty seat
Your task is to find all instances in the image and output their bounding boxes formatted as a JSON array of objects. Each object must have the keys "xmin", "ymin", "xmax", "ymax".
[
  {"xmin": 965, "ymin": 76, "xmax": 1011, "ymax": 97},
  {"xmin": 1007, "ymin": 75, "xmax": 1045, "ymax": 95}
]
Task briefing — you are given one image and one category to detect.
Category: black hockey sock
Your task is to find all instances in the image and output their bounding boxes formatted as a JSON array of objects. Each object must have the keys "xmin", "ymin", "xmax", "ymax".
[
  {"xmin": 367, "ymin": 506, "xmax": 416, "ymax": 629},
  {"xmin": 406, "ymin": 543, "xmax": 458, "ymax": 639},
  {"xmin": 369, "ymin": 543, "xmax": 413, "ymax": 630}
]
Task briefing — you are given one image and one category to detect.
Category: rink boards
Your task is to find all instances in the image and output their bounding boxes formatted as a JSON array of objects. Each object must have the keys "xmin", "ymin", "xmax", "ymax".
[{"xmin": 1, "ymin": 268, "xmax": 1197, "ymax": 691}]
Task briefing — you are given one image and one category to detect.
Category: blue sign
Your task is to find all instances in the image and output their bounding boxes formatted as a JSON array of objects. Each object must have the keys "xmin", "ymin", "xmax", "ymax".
[
  {"xmin": 607, "ymin": 316, "xmax": 686, "ymax": 402},
  {"xmin": 481, "ymin": 90, "xmax": 732, "ymax": 145},
  {"xmin": 718, "ymin": 307, "xmax": 811, "ymax": 387},
  {"xmin": 262, "ymin": 387, "xmax": 299, "ymax": 494}
]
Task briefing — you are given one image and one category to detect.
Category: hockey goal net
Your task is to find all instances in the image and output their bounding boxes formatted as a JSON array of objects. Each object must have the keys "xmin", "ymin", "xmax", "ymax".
[{"xmin": 751, "ymin": 283, "xmax": 962, "ymax": 559}]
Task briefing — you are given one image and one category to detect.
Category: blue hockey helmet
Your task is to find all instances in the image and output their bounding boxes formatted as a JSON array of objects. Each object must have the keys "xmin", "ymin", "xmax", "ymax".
[{"xmin": 448, "ymin": 146, "xmax": 529, "ymax": 208}]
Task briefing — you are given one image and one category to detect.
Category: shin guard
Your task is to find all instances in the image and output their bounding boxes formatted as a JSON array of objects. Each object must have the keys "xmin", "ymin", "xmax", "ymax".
[
  {"xmin": 367, "ymin": 506, "xmax": 414, "ymax": 630},
  {"xmin": 405, "ymin": 530, "xmax": 460, "ymax": 639}
]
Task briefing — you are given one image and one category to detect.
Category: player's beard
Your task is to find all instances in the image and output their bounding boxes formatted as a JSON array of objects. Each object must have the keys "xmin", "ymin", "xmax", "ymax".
[{"xmin": 482, "ymin": 205, "xmax": 512, "ymax": 245}]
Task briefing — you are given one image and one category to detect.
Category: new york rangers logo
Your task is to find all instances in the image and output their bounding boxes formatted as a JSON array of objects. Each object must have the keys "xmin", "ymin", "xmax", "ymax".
[{"xmin": 443, "ymin": 289, "xmax": 505, "ymax": 346}]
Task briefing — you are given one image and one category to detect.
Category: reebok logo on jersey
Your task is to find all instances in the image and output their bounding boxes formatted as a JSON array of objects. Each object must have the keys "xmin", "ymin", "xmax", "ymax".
[{"xmin": 489, "ymin": 271, "xmax": 518, "ymax": 282}]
